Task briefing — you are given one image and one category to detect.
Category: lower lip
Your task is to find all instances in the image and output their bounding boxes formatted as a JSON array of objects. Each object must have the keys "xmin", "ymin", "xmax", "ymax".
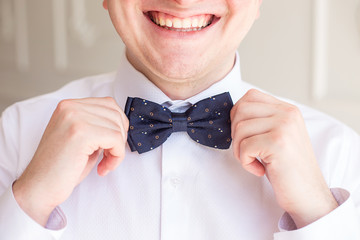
[{"xmin": 143, "ymin": 13, "xmax": 220, "ymax": 39}]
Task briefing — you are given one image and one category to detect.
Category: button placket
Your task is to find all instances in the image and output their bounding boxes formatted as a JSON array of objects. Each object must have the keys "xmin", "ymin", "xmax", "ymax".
[
  {"xmin": 170, "ymin": 177, "xmax": 182, "ymax": 188},
  {"xmin": 160, "ymin": 101, "xmax": 194, "ymax": 240}
]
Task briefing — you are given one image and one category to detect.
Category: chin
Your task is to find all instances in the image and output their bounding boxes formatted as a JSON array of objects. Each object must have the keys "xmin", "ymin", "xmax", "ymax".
[
  {"xmin": 149, "ymin": 51, "xmax": 208, "ymax": 79},
  {"xmin": 153, "ymin": 59, "xmax": 206, "ymax": 82}
]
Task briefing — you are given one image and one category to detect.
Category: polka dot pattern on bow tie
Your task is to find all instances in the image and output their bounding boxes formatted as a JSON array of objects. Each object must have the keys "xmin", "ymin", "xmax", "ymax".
[{"xmin": 125, "ymin": 92, "xmax": 233, "ymax": 154}]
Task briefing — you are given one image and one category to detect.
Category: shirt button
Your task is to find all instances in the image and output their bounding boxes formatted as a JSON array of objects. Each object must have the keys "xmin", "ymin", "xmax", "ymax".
[{"xmin": 170, "ymin": 177, "xmax": 182, "ymax": 188}]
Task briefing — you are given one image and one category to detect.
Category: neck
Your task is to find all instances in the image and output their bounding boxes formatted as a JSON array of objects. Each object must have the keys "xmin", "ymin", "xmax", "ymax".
[{"xmin": 126, "ymin": 50, "xmax": 236, "ymax": 100}]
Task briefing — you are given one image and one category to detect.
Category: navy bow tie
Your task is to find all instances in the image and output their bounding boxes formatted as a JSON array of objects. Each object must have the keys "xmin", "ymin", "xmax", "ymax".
[{"xmin": 124, "ymin": 92, "xmax": 233, "ymax": 154}]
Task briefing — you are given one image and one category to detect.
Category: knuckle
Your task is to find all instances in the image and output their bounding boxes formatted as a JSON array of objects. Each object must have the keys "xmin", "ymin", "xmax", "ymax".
[
  {"xmin": 113, "ymin": 110, "xmax": 123, "ymax": 125},
  {"xmin": 105, "ymin": 97, "xmax": 117, "ymax": 105},
  {"xmin": 231, "ymin": 102, "xmax": 246, "ymax": 119},
  {"xmin": 239, "ymin": 138, "xmax": 249, "ymax": 149},
  {"xmin": 244, "ymin": 89, "xmax": 259, "ymax": 100},
  {"xmin": 235, "ymin": 121, "xmax": 246, "ymax": 132},
  {"xmin": 236, "ymin": 102, "xmax": 247, "ymax": 113},
  {"xmin": 247, "ymin": 88, "xmax": 259, "ymax": 96},
  {"xmin": 57, "ymin": 99, "xmax": 72, "ymax": 112},
  {"xmin": 241, "ymin": 161, "xmax": 250, "ymax": 169},
  {"xmin": 62, "ymin": 109, "xmax": 78, "ymax": 122},
  {"xmin": 123, "ymin": 116, "xmax": 130, "ymax": 130},
  {"xmin": 67, "ymin": 122, "xmax": 86, "ymax": 139},
  {"xmin": 279, "ymin": 106, "xmax": 300, "ymax": 127},
  {"xmin": 240, "ymin": 88, "xmax": 261, "ymax": 102},
  {"xmin": 56, "ymin": 100, "xmax": 79, "ymax": 121},
  {"xmin": 270, "ymin": 130, "xmax": 286, "ymax": 147},
  {"xmin": 239, "ymin": 155, "xmax": 248, "ymax": 168},
  {"xmin": 230, "ymin": 105, "xmax": 238, "ymax": 120},
  {"xmin": 114, "ymin": 130, "xmax": 125, "ymax": 143},
  {"xmin": 61, "ymin": 110, "xmax": 84, "ymax": 130},
  {"xmin": 284, "ymin": 105, "xmax": 300, "ymax": 117},
  {"xmin": 278, "ymin": 116, "xmax": 291, "ymax": 128}
]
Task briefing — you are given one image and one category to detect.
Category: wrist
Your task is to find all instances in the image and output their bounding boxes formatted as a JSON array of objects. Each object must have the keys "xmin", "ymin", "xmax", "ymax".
[
  {"xmin": 13, "ymin": 179, "xmax": 56, "ymax": 227},
  {"xmin": 288, "ymin": 188, "xmax": 339, "ymax": 228}
]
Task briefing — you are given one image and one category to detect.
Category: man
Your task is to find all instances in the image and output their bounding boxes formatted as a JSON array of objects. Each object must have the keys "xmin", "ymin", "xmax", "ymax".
[{"xmin": 0, "ymin": 0, "xmax": 359, "ymax": 239}]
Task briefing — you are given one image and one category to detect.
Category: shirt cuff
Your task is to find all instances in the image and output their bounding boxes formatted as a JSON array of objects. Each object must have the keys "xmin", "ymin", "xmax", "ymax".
[
  {"xmin": 0, "ymin": 184, "xmax": 66, "ymax": 240},
  {"xmin": 274, "ymin": 188, "xmax": 360, "ymax": 240}
]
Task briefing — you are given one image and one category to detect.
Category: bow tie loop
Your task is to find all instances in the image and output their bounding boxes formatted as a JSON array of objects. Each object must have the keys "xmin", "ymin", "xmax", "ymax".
[{"xmin": 171, "ymin": 112, "xmax": 188, "ymax": 132}]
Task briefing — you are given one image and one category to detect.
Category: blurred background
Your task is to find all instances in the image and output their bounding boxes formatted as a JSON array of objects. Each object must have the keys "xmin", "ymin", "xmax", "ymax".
[{"xmin": 0, "ymin": 0, "xmax": 360, "ymax": 133}]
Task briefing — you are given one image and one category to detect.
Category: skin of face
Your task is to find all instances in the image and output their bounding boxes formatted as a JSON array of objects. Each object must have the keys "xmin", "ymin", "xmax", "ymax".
[{"xmin": 103, "ymin": 0, "xmax": 262, "ymax": 100}]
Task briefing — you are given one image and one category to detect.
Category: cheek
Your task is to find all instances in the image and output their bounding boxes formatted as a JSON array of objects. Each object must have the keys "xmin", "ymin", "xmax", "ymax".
[
  {"xmin": 107, "ymin": 1, "xmax": 139, "ymax": 41},
  {"xmin": 227, "ymin": 0, "xmax": 260, "ymax": 8},
  {"xmin": 217, "ymin": 0, "xmax": 260, "ymax": 54},
  {"xmin": 225, "ymin": 0, "xmax": 260, "ymax": 33},
  {"xmin": 226, "ymin": 0, "xmax": 261, "ymax": 20}
]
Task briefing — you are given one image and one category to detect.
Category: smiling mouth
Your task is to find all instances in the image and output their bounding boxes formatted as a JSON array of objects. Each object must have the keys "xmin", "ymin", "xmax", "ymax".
[{"xmin": 146, "ymin": 11, "xmax": 215, "ymax": 32}]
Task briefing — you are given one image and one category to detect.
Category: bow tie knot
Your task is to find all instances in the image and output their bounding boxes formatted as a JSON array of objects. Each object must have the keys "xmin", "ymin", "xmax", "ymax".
[
  {"xmin": 125, "ymin": 92, "xmax": 233, "ymax": 154},
  {"xmin": 171, "ymin": 112, "xmax": 188, "ymax": 132}
]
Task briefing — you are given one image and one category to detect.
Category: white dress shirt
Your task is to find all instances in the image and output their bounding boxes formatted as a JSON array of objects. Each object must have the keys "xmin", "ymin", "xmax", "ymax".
[{"xmin": 0, "ymin": 52, "xmax": 360, "ymax": 240}]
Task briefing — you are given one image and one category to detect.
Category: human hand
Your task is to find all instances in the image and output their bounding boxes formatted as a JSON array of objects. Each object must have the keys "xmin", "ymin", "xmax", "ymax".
[
  {"xmin": 12, "ymin": 97, "xmax": 129, "ymax": 226},
  {"xmin": 231, "ymin": 89, "xmax": 338, "ymax": 228}
]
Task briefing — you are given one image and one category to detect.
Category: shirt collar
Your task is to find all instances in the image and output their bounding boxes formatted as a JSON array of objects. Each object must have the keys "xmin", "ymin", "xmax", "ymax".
[{"xmin": 113, "ymin": 51, "xmax": 249, "ymax": 109}]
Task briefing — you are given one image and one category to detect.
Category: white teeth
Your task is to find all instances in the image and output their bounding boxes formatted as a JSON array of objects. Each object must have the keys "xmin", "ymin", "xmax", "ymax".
[
  {"xmin": 149, "ymin": 12, "xmax": 213, "ymax": 31},
  {"xmin": 159, "ymin": 18, "xmax": 166, "ymax": 27},
  {"xmin": 183, "ymin": 18, "xmax": 192, "ymax": 28},
  {"xmin": 198, "ymin": 17, "xmax": 205, "ymax": 28},
  {"xmin": 202, "ymin": 19, "xmax": 207, "ymax": 27},
  {"xmin": 165, "ymin": 19, "xmax": 172, "ymax": 28},
  {"xmin": 191, "ymin": 18, "xmax": 199, "ymax": 28},
  {"xmin": 173, "ymin": 18, "xmax": 182, "ymax": 28}
]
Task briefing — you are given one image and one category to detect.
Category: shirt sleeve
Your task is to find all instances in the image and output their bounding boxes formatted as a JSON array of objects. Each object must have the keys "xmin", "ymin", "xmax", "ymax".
[
  {"xmin": 0, "ymin": 106, "xmax": 66, "ymax": 239},
  {"xmin": 274, "ymin": 123, "xmax": 360, "ymax": 240},
  {"xmin": 0, "ymin": 184, "xmax": 66, "ymax": 240},
  {"xmin": 273, "ymin": 188, "xmax": 360, "ymax": 240}
]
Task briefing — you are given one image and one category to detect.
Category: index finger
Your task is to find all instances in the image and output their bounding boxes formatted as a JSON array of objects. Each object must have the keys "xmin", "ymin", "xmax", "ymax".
[
  {"xmin": 231, "ymin": 89, "xmax": 283, "ymax": 120},
  {"xmin": 240, "ymin": 89, "xmax": 283, "ymax": 104},
  {"xmin": 73, "ymin": 97, "xmax": 123, "ymax": 113}
]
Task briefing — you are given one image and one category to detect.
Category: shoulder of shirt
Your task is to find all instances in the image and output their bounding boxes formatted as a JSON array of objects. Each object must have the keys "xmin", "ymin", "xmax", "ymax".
[
  {"xmin": 241, "ymin": 82, "xmax": 360, "ymax": 141},
  {"xmin": 2, "ymin": 71, "xmax": 117, "ymax": 116}
]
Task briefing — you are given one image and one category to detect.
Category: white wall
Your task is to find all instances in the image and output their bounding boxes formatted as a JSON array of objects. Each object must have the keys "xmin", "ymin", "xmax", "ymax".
[
  {"xmin": 239, "ymin": 0, "xmax": 360, "ymax": 133},
  {"xmin": 1, "ymin": 0, "xmax": 360, "ymax": 133},
  {"xmin": 0, "ymin": 0, "xmax": 123, "ymax": 109}
]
